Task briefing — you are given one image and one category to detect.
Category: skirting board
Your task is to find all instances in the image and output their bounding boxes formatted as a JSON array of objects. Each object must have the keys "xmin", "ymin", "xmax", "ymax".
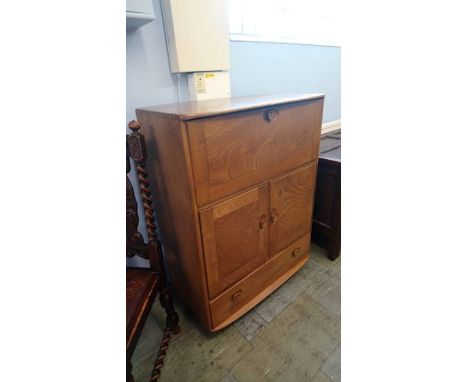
[{"xmin": 322, "ymin": 119, "xmax": 341, "ymax": 135}]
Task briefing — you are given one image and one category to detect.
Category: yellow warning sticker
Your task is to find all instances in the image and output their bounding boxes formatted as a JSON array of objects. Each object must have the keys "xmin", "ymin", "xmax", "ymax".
[
  {"xmin": 195, "ymin": 73, "xmax": 206, "ymax": 94},
  {"xmin": 205, "ymin": 73, "xmax": 215, "ymax": 79}
]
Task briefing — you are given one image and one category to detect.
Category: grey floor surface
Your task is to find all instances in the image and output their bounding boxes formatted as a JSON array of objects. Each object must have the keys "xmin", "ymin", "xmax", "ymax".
[{"xmin": 131, "ymin": 243, "xmax": 341, "ymax": 382}]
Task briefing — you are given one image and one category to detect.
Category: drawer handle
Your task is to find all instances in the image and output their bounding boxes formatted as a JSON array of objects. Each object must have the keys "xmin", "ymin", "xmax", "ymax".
[
  {"xmin": 259, "ymin": 214, "xmax": 267, "ymax": 230},
  {"xmin": 270, "ymin": 209, "xmax": 278, "ymax": 224},
  {"xmin": 231, "ymin": 290, "xmax": 243, "ymax": 303},
  {"xmin": 264, "ymin": 108, "xmax": 279, "ymax": 123},
  {"xmin": 292, "ymin": 248, "xmax": 301, "ymax": 258}
]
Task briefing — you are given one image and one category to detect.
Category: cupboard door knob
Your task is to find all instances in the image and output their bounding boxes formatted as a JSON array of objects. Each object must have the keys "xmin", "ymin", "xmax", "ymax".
[
  {"xmin": 270, "ymin": 209, "xmax": 278, "ymax": 224},
  {"xmin": 264, "ymin": 109, "xmax": 279, "ymax": 123},
  {"xmin": 231, "ymin": 290, "xmax": 242, "ymax": 303},
  {"xmin": 292, "ymin": 248, "xmax": 301, "ymax": 258},
  {"xmin": 259, "ymin": 215, "xmax": 267, "ymax": 230}
]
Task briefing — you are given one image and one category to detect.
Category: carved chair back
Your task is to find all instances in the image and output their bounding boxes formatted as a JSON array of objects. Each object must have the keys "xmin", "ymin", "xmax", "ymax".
[
  {"xmin": 126, "ymin": 121, "xmax": 180, "ymax": 382},
  {"xmin": 126, "ymin": 122, "xmax": 163, "ymax": 273}
]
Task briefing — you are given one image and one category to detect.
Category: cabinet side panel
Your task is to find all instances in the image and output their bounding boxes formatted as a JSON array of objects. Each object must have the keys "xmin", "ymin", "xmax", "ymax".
[{"xmin": 135, "ymin": 110, "xmax": 211, "ymax": 329}]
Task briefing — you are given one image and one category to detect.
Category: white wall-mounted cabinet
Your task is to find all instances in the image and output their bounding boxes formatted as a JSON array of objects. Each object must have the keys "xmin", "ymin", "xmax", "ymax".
[
  {"xmin": 127, "ymin": 0, "xmax": 156, "ymax": 30},
  {"xmin": 161, "ymin": 0, "xmax": 230, "ymax": 73}
]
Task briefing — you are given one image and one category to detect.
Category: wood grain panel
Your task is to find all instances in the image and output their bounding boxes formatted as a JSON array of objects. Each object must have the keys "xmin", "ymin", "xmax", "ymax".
[
  {"xmin": 270, "ymin": 163, "xmax": 317, "ymax": 255},
  {"xmin": 188, "ymin": 98, "xmax": 324, "ymax": 205},
  {"xmin": 213, "ymin": 188, "xmax": 259, "ymax": 219},
  {"xmin": 135, "ymin": 110, "xmax": 212, "ymax": 329},
  {"xmin": 210, "ymin": 234, "xmax": 311, "ymax": 330},
  {"xmin": 135, "ymin": 94, "xmax": 325, "ymax": 331},
  {"xmin": 200, "ymin": 186, "xmax": 269, "ymax": 299}
]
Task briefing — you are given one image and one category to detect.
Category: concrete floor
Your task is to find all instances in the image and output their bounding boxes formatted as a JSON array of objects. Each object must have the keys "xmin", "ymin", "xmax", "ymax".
[{"xmin": 131, "ymin": 243, "xmax": 341, "ymax": 382}]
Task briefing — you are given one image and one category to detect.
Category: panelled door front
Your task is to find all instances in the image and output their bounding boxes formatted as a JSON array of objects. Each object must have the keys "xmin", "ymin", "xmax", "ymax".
[
  {"xmin": 199, "ymin": 185, "xmax": 270, "ymax": 299},
  {"xmin": 187, "ymin": 99, "xmax": 324, "ymax": 205},
  {"xmin": 269, "ymin": 164, "xmax": 317, "ymax": 256}
]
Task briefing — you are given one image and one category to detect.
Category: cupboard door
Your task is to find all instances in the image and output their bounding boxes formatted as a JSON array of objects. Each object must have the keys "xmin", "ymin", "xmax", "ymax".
[
  {"xmin": 269, "ymin": 164, "xmax": 317, "ymax": 255},
  {"xmin": 199, "ymin": 185, "xmax": 270, "ymax": 299}
]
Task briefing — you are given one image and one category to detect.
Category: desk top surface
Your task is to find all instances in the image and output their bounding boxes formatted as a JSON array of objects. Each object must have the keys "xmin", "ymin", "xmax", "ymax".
[{"xmin": 137, "ymin": 93, "xmax": 325, "ymax": 121}]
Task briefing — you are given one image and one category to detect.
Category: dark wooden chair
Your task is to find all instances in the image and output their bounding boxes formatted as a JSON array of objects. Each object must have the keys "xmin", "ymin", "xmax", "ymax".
[{"xmin": 127, "ymin": 121, "xmax": 180, "ymax": 382}]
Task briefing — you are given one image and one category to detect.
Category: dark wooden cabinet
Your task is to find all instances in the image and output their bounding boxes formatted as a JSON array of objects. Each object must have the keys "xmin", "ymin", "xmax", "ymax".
[
  {"xmin": 312, "ymin": 129, "xmax": 341, "ymax": 260},
  {"xmin": 136, "ymin": 94, "xmax": 324, "ymax": 331}
]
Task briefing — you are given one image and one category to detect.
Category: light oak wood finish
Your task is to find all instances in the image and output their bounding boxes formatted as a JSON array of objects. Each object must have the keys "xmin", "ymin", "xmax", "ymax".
[
  {"xmin": 270, "ymin": 164, "xmax": 317, "ymax": 255},
  {"xmin": 187, "ymin": 99, "xmax": 323, "ymax": 205},
  {"xmin": 210, "ymin": 234, "xmax": 311, "ymax": 329},
  {"xmin": 200, "ymin": 186, "xmax": 269, "ymax": 299},
  {"xmin": 136, "ymin": 94, "xmax": 324, "ymax": 331}
]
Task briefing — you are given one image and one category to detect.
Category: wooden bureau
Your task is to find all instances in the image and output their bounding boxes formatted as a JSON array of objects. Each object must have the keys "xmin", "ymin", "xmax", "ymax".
[{"xmin": 136, "ymin": 94, "xmax": 324, "ymax": 331}]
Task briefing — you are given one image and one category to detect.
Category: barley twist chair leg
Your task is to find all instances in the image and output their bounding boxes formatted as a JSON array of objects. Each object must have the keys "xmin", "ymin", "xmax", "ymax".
[
  {"xmin": 160, "ymin": 287, "xmax": 180, "ymax": 333},
  {"xmin": 127, "ymin": 359, "xmax": 135, "ymax": 382},
  {"xmin": 148, "ymin": 288, "xmax": 180, "ymax": 381},
  {"xmin": 149, "ymin": 325, "xmax": 174, "ymax": 382}
]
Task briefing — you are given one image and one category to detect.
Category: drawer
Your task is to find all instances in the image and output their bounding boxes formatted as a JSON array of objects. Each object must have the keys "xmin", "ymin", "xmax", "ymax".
[
  {"xmin": 209, "ymin": 233, "xmax": 311, "ymax": 329},
  {"xmin": 187, "ymin": 99, "xmax": 324, "ymax": 206}
]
